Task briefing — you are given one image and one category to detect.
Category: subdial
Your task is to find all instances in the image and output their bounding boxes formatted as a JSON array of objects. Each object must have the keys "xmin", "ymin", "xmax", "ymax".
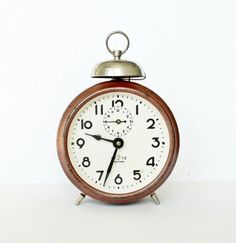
[{"xmin": 103, "ymin": 106, "xmax": 133, "ymax": 137}]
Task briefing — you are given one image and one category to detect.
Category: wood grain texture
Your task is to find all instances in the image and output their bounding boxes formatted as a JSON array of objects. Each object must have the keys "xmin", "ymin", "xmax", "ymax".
[{"xmin": 57, "ymin": 80, "xmax": 180, "ymax": 204}]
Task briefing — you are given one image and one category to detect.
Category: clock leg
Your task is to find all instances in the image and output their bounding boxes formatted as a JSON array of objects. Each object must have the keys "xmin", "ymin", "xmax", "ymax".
[
  {"xmin": 75, "ymin": 193, "xmax": 86, "ymax": 205},
  {"xmin": 150, "ymin": 193, "xmax": 160, "ymax": 205}
]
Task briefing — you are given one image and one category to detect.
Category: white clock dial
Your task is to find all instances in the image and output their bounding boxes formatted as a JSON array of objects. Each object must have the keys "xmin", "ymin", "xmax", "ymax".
[{"xmin": 67, "ymin": 92, "xmax": 170, "ymax": 194}]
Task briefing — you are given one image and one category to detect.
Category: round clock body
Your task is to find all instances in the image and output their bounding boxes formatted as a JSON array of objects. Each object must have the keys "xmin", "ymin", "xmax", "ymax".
[{"xmin": 57, "ymin": 80, "xmax": 179, "ymax": 204}]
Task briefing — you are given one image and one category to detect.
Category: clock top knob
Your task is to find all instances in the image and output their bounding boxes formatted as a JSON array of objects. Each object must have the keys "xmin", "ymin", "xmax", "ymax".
[{"xmin": 91, "ymin": 31, "xmax": 146, "ymax": 81}]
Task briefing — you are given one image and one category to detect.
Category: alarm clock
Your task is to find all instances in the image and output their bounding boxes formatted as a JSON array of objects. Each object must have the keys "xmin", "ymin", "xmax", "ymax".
[{"xmin": 57, "ymin": 31, "xmax": 179, "ymax": 205}]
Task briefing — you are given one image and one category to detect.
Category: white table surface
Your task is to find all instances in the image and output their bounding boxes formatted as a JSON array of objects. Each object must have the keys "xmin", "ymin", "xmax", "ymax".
[{"xmin": 0, "ymin": 182, "xmax": 235, "ymax": 243}]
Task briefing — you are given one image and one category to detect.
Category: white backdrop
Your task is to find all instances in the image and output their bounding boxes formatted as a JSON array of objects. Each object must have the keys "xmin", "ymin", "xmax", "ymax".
[{"xmin": 0, "ymin": 0, "xmax": 236, "ymax": 183}]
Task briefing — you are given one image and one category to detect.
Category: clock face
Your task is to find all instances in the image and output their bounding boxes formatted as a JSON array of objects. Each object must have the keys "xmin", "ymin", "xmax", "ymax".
[{"xmin": 67, "ymin": 91, "xmax": 170, "ymax": 194}]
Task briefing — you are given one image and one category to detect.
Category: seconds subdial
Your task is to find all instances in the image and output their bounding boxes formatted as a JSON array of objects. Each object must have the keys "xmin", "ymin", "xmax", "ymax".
[{"xmin": 103, "ymin": 106, "xmax": 133, "ymax": 137}]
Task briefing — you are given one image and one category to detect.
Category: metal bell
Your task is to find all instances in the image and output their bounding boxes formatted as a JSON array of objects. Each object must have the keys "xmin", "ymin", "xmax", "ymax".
[{"xmin": 91, "ymin": 31, "xmax": 146, "ymax": 80}]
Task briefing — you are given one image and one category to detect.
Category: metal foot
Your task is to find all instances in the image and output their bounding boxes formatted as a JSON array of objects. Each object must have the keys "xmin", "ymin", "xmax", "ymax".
[
  {"xmin": 75, "ymin": 193, "xmax": 86, "ymax": 205},
  {"xmin": 150, "ymin": 193, "xmax": 160, "ymax": 205}
]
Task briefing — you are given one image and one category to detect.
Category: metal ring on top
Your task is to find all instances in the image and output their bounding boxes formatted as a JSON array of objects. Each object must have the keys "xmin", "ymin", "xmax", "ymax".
[{"xmin": 106, "ymin": 31, "xmax": 130, "ymax": 55}]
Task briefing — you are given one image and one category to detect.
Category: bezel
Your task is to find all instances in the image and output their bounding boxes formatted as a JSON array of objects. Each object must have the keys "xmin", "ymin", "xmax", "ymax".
[{"xmin": 57, "ymin": 80, "xmax": 179, "ymax": 204}]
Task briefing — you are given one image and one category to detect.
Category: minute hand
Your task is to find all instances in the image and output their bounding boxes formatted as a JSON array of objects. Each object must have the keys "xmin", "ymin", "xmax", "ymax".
[{"xmin": 103, "ymin": 147, "xmax": 118, "ymax": 186}]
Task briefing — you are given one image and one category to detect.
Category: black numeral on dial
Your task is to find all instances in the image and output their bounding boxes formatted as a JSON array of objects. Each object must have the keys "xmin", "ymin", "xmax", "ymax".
[
  {"xmin": 146, "ymin": 157, "xmax": 155, "ymax": 167},
  {"xmin": 152, "ymin": 137, "xmax": 160, "ymax": 148},
  {"xmin": 82, "ymin": 157, "xmax": 90, "ymax": 167},
  {"xmin": 95, "ymin": 105, "xmax": 103, "ymax": 115},
  {"xmin": 133, "ymin": 170, "xmax": 141, "ymax": 180},
  {"xmin": 112, "ymin": 99, "xmax": 124, "ymax": 107},
  {"xmin": 114, "ymin": 174, "xmax": 123, "ymax": 185},
  {"xmin": 147, "ymin": 118, "xmax": 155, "ymax": 129},
  {"xmin": 136, "ymin": 105, "xmax": 139, "ymax": 115},
  {"xmin": 81, "ymin": 119, "xmax": 93, "ymax": 129},
  {"xmin": 76, "ymin": 138, "xmax": 85, "ymax": 148},
  {"xmin": 96, "ymin": 170, "xmax": 104, "ymax": 180}
]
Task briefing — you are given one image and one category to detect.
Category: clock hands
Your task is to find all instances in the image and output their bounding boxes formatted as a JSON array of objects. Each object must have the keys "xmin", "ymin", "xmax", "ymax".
[
  {"xmin": 103, "ymin": 137, "xmax": 124, "ymax": 186},
  {"xmin": 85, "ymin": 133, "xmax": 114, "ymax": 143},
  {"xmin": 85, "ymin": 133, "xmax": 124, "ymax": 186},
  {"xmin": 103, "ymin": 147, "xmax": 118, "ymax": 186},
  {"xmin": 85, "ymin": 133, "xmax": 124, "ymax": 148},
  {"xmin": 104, "ymin": 119, "xmax": 127, "ymax": 124}
]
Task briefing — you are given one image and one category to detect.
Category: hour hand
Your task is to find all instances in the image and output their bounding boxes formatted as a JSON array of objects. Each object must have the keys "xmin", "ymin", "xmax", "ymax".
[{"xmin": 85, "ymin": 133, "xmax": 113, "ymax": 143}]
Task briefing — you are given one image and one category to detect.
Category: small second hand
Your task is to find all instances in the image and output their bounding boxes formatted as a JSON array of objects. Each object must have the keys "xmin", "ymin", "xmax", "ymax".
[{"xmin": 104, "ymin": 119, "xmax": 127, "ymax": 124}]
